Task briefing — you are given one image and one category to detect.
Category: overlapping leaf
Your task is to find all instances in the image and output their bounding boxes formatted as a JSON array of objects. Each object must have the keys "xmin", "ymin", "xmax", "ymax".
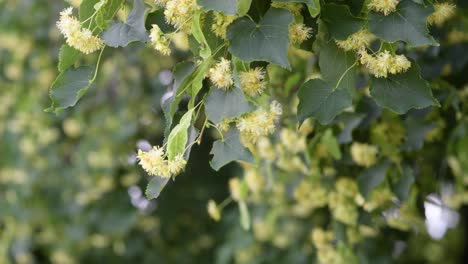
[
  {"xmin": 369, "ymin": 0, "xmax": 436, "ymax": 46},
  {"xmin": 227, "ymin": 8, "xmax": 293, "ymax": 68}
]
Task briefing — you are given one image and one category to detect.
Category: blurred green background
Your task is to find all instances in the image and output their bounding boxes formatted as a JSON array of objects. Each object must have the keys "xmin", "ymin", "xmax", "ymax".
[{"xmin": 0, "ymin": 0, "xmax": 238, "ymax": 262}]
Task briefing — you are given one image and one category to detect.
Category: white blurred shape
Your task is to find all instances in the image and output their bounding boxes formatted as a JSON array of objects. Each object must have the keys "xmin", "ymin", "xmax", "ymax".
[
  {"xmin": 424, "ymin": 194, "xmax": 459, "ymax": 240},
  {"xmin": 159, "ymin": 70, "xmax": 173, "ymax": 85},
  {"xmin": 136, "ymin": 140, "xmax": 152, "ymax": 151}
]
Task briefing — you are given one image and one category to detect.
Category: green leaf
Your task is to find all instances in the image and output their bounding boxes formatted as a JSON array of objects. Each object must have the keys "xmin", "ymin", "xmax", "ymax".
[
  {"xmin": 205, "ymin": 86, "xmax": 253, "ymax": 124},
  {"xmin": 272, "ymin": 0, "xmax": 316, "ymax": 8},
  {"xmin": 58, "ymin": 45, "xmax": 80, "ymax": 72},
  {"xmin": 80, "ymin": 0, "xmax": 124, "ymax": 30},
  {"xmin": 237, "ymin": 0, "xmax": 252, "ymax": 16},
  {"xmin": 238, "ymin": 201, "xmax": 251, "ymax": 230},
  {"xmin": 315, "ymin": 39, "xmax": 357, "ymax": 92},
  {"xmin": 210, "ymin": 127, "xmax": 254, "ymax": 171},
  {"xmin": 163, "ymin": 62, "xmax": 197, "ymax": 137},
  {"xmin": 47, "ymin": 67, "xmax": 94, "ymax": 114},
  {"xmin": 321, "ymin": 3, "xmax": 365, "ymax": 40},
  {"xmin": 191, "ymin": 10, "xmax": 211, "ymax": 59},
  {"xmin": 358, "ymin": 160, "xmax": 390, "ymax": 198},
  {"xmin": 394, "ymin": 165, "xmax": 414, "ymax": 201},
  {"xmin": 101, "ymin": 0, "xmax": 149, "ymax": 48},
  {"xmin": 369, "ymin": 0, "xmax": 437, "ymax": 46},
  {"xmin": 166, "ymin": 109, "xmax": 195, "ymax": 160},
  {"xmin": 145, "ymin": 177, "xmax": 170, "ymax": 200},
  {"xmin": 402, "ymin": 116, "xmax": 436, "ymax": 151},
  {"xmin": 321, "ymin": 129, "xmax": 342, "ymax": 159},
  {"xmin": 197, "ymin": 0, "xmax": 237, "ymax": 15},
  {"xmin": 308, "ymin": 0, "xmax": 321, "ymax": 17},
  {"xmin": 227, "ymin": 7, "xmax": 293, "ymax": 69},
  {"xmin": 370, "ymin": 66, "xmax": 438, "ymax": 114},
  {"xmin": 188, "ymin": 58, "xmax": 212, "ymax": 108},
  {"xmin": 336, "ymin": 113, "xmax": 365, "ymax": 144},
  {"xmin": 297, "ymin": 79, "xmax": 352, "ymax": 125}
]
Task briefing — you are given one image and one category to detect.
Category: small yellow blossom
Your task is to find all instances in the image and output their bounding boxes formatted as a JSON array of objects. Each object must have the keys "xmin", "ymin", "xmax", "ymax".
[
  {"xmin": 208, "ymin": 58, "xmax": 234, "ymax": 90},
  {"xmin": 149, "ymin": 24, "xmax": 171, "ymax": 55},
  {"xmin": 168, "ymin": 154, "xmax": 187, "ymax": 175},
  {"xmin": 350, "ymin": 142, "xmax": 378, "ymax": 167},
  {"xmin": 154, "ymin": 0, "xmax": 169, "ymax": 6},
  {"xmin": 428, "ymin": 3, "xmax": 456, "ymax": 27},
  {"xmin": 240, "ymin": 68, "xmax": 267, "ymax": 97},
  {"xmin": 229, "ymin": 177, "xmax": 244, "ymax": 201},
  {"xmin": 280, "ymin": 128, "xmax": 306, "ymax": 154},
  {"xmin": 289, "ymin": 23, "xmax": 313, "ymax": 44},
  {"xmin": 358, "ymin": 49, "xmax": 411, "ymax": 78},
  {"xmin": 271, "ymin": 2, "xmax": 303, "ymax": 16},
  {"xmin": 56, "ymin": 7, "xmax": 104, "ymax": 54},
  {"xmin": 329, "ymin": 191, "xmax": 359, "ymax": 225},
  {"xmin": 237, "ymin": 101, "xmax": 282, "ymax": 145},
  {"xmin": 368, "ymin": 0, "xmax": 400, "ymax": 16},
  {"xmin": 336, "ymin": 30, "xmax": 376, "ymax": 51},
  {"xmin": 256, "ymin": 137, "xmax": 276, "ymax": 161},
  {"xmin": 212, "ymin": 12, "xmax": 236, "ymax": 39},
  {"xmin": 137, "ymin": 146, "xmax": 187, "ymax": 178},
  {"xmin": 164, "ymin": 0, "xmax": 197, "ymax": 30},
  {"xmin": 207, "ymin": 199, "xmax": 221, "ymax": 221},
  {"xmin": 244, "ymin": 166, "xmax": 264, "ymax": 194}
]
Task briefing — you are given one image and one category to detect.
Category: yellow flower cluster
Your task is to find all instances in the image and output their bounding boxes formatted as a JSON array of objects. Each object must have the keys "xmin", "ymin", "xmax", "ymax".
[
  {"xmin": 229, "ymin": 177, "xmax": 245, "ymax": 201},
  {"xmin": 427, "ymin": 3, "xmax": 456, "ymax": 27},
  {"xmin": 162, "ymin": 0, "xmax": 197, "ymax": 30},
  {"xmin": 256, "ymin": 137, "xmax": 276, "ymax": 161},
  {"xmin": 56, "ymin": 7, "xmax": 104, "ymax": 54},
  {"xmin": 239, "ymin": 68, "xmax": 267, "ymax": 97},
  {"xmin": 271, "ymin": 2, "xmax": 303, "ymax": 16},
  {"xmin": 212, "ymin": 12, "xmax": 236, "ymax": 39},
  {"xmin": 154, "ymin": 0, "xmax": 169, "ymax": 6},
  {"xmin": 289, "ymin": 23, "xmax": 313, "ymax": 44},
  {"xmin": 292, "ymin": 180, "xmax": 328, "ymax": 217},
  {"xmin": 336, "ymin": 30, "xmax": 376, "ymax": 51},
  {"xmin": 279, "ymin": 128, "xmax": 307, "ymax": 154},
  {"xmin": 368, "ymin": 0, "xmax": 400, "ymax": 16},
  {"xmin": 149, "ymin": 24, "xmax": 171, "ymax": 55},
  {"xmin": 350, "ymin": 142, "xmax": 378, "ymax": 167},
  {"xmin": 358, "ymin": 49, "xmax": 411, "ymax": 78},
  {"xmin": 310, "ymin": 228, "xmax": 345, "ymax": 264},
  {"xmin": 244, "ymin": 166, "xmax": 265, "ymax": 196},
  {"xmin": 328, "ymin": 178, "xmax": 361, "ymax": 226},
  {"xmin": 137, "ymin": 146, "xmax": 187, "ymax": 178},
  {"xmin": 237, "ymin": 101, "xmax": 282, "ymax": 145},
  {"xmin": 207, "ymin": 199, "xmax": 221, "ymax": 221},
  {"xmin": 208, "ymin": 58, "xmax": 234, "ymax": 90}
]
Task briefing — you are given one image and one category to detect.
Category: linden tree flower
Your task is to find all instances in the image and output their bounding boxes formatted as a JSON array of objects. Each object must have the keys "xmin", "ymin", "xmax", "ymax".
[
  {"xmin": 149, "ymin": 24, "xmax": 171, "ymax": 55},
  {"xmin": 212, "ymin": 12, "xmax": 236, "ymax": 39},
  {"xmin": 207, "ymin": 199, "xmax": 221, "ymax": 221},
  {"xmin": 289, "ymin": 23, "xmax": 313, "ymax": 44},
  {"xmin": 336, "ymin": 30, "xmax": 376, "ymax": 51},
  {"xmin": 154, "ymin": 0, "xmax": 169, "ymax": 6},
  {"xmin": 168, "ymin": 154, "xmax": 187, "ymax": 175},
  {"xmin": 208, "ymin": 58, "xmax": 234, "ymax": 90},
  {"xmin": 368, "ymin": 0, "xmax": 400, "ymax": 16},
  {"xmin": 237, "ymin": 101, "xmax": 282, "ymax": 145},
  {"xmin": 350, "ymin": 142, "xmax": 379, "ymax": 167},
  {"xmin": 56, "ymin": 7, "xmax": 104, "ymax": 54},
  {"xmin": 229, "ymin": 177, "xmax": 244, "ymax": 201},
  {"xmin": 164, "ymin": 0, "xmax": 197, "ymax": 30},
  {"xmin": 271, "ymin": 2, "xmax": 303, "ymax": 16},
  {"xmin": 239, "ymin": 67, "xmax": 267, "ymax": 97},
  {"xmin": 358, "ymin": 49, "xmax": 411, "ymax": 78},
  {"xmin": 136, "ymin": 146, "xmax": 187, "ymax": 178},
  {"xmin": 428, "ymin": 3, "xmax": 456, "ymax": 27}
]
